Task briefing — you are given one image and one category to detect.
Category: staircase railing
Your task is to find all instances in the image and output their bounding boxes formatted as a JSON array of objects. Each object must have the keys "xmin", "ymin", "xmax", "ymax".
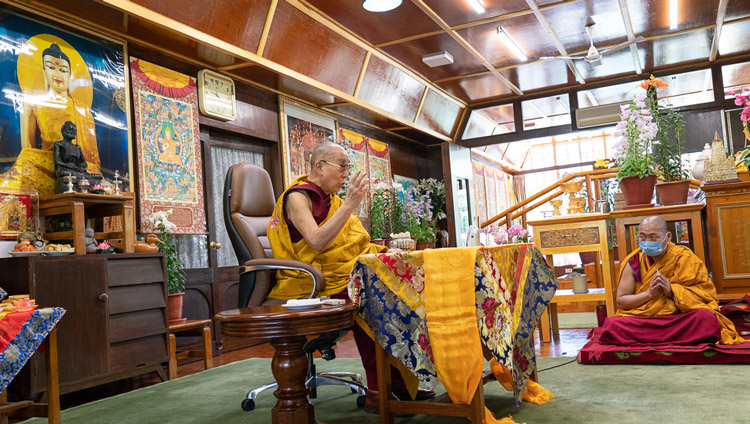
[{"xmin": 480, "ymin": 168, "xmax": 702, "ymax": 230}]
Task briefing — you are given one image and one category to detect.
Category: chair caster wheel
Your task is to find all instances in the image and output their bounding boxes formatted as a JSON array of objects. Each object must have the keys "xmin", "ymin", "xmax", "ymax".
[
  {"xmin": 241, "ymin": 399, "xmax": 255, "ymax": 411},
  {"xmin": 356, "ymin": 395, "xmax": 366, "ymax": 408}
]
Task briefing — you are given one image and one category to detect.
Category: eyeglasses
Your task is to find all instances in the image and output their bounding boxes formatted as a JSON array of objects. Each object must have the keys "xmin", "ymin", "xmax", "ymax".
[{"xmin": 321, "ymin": 160, "xmax": 354, "ymax": 172}]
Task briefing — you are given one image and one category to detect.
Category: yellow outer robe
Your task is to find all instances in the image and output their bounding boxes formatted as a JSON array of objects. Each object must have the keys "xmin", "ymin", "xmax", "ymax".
[
  {"xmin": 616, "ymin": 242, "xmax": 744, "ymax": 345},
  {"xmin": 267, "ymin": 175, "xmax": 387, "ymax": 300}
]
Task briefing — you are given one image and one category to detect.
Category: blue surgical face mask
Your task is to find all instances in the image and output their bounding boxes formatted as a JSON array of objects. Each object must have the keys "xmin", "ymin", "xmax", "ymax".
[{"xmin": 639, "ymin": 234, "xmax": 667, "ymax": 257}]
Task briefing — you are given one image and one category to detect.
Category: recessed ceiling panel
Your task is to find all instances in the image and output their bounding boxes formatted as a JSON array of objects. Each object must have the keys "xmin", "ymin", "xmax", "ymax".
[
  {"xmin": 437, "ymin": 73, "xmax": 513, "ymax": 103},
  {"xmin": 718, "ymin": 19, "xmax": 750, "ymax": 57},
  {"xmin": 457, "ymin": 13, "xmax": 558, "ymax": 66},
  {"xmin": 478, "ymin": 103, "xmax": 515, "ymax": 126},
  {"xmin": 726, "ymin": 2, "xmax": 750, "ymax": 20},
  {"xmin": 642, "ymin": 27, "xmax": 713, "ymax": 69},
  {"xmin": 627, "ymin": 0, "xmax": 720, "ymax": 37},
  {"xmin": 381, "ymin": 33, "xmax": 485, "ymax": 81},
  {"xmin": 416, "ymin": 89, "xmax": 462, "ymax": 137},
  {"xmin": 357, "ymin": 55, "xmax": 426, "ymax": 122},
  {"xmin": 542, "ymin": 0, "xmax": 628, "ymax": 55},
  {"xmin": 326, "ymin": 104, "xmax": 403, "ymax": 130},
  {"xmin": 425, "ymin": 0, "xmax": 558, "ymax": 27},
  {"xmin": 303, "ymin": 0, "xmax": 441, "ymax": 45},
  {"xmin": 500, "ymin": 59, "xmax": 573, "ymax": 92}
]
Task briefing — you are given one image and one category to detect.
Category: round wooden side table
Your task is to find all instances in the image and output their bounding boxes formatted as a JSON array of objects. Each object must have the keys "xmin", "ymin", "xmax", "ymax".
[{"xmin": 215, "ymin": 302, "xmax": 357, "ymax": 424}]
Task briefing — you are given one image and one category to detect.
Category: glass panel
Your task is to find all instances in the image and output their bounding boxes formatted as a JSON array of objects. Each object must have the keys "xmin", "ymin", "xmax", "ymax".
[
  {"xmin": 462, "ymin": 110, "xmax": 495, "ymax": 140},
  {"xmin": 455, "ymin": 177, "xmax": 470, "ymax": 248},
  {"xmin": 658, "ymin": 69, "xmax": 713, "ymax": 108},
  {"xmin": 722, "ymin": 61, "xmax": 750, "ymax": 96},
  {"xmin": 578, "ymin": 80, "xmax": 638, "ymax": 108},
  {"xmin": 210, "ymin": 145, "xmax": 265, "ymax": 267},
  {"xmin": 521, "ymin": 94, "xmax": 571, "ymax": 130}
]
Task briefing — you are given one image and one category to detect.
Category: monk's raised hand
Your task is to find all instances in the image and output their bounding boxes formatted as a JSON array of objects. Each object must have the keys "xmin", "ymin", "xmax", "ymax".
[{"xmin": 344, "ymin": 170, "xmax": 369, "ymax": 207}]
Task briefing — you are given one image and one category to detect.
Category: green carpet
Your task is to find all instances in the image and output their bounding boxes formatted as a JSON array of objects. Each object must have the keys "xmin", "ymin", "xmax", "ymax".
[
  {"xmin": 23, "ymin": 357, "xmax": 748, "ymax": 423},
  {"xmin": 557, "ymin": 312, "xmax": 597, "ymax": 329}
]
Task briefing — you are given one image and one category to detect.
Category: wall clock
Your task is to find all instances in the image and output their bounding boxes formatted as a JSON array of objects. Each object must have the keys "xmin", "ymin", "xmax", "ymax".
[{"xmin": 197, "ymin": 69, "xmax": 236, "ymax": 121}]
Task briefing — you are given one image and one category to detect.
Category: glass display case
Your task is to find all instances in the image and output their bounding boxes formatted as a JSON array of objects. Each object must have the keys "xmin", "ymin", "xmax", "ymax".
[{"xmin": 0, "ymin": 187, "xmax": 39, "ymax": 242}]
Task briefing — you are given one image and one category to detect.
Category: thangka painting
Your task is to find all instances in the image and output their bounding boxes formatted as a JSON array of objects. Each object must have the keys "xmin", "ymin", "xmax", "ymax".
[
  {"xmin": 367, "ymin": 138, "xmax": 391, "ymax": 184},
  {"xmin": 473, "ymin": 162, "xmax": 487, "ymax": 225},
  {"xmin": 279, "ymin": 97, "xmax": 337, "ymax": 185},
  {"xmin": 486, "ymin": 167, "xmax": 497, "ymax": 219},
  {"xmin": 0, "ymin": 10, "xmax": 130, "ymax": 196},
  {"xmin": 338, "ymin": 128, "xmax": 369, "ymax": 218},
  {"xmin": 130, "ymin": 58, "xmax": 205, "ymax": 234}
]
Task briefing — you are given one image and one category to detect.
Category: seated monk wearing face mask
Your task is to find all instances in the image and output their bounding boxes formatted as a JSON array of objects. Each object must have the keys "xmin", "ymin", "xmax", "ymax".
[{"xmin": 603, "ymin": 215, "xmax": 744, "ymax": 346}]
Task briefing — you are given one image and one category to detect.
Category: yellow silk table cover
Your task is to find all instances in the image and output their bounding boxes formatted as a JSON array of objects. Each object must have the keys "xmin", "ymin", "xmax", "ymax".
[{"xmin": 349, "ymin": 244, "xmax": 558, "ymax": 407}]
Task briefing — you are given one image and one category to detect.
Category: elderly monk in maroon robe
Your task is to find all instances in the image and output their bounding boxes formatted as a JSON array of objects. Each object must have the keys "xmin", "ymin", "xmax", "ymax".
[{"xmin": 601, "ymin": 216, "xmax": 744, "ymax": 346}]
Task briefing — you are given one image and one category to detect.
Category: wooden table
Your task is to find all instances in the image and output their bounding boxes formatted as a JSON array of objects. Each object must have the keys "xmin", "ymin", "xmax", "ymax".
[
  {"xmin": 703, "ymin": 181, "xmax": 750, "ymax": 295},
  {"xmin": 215, "ymin": 303, "xmax": 357, "ymax": 424},
  {"xmin": 527, "ymin": 213, "xmax": 616, "ymax": 343},
  {"xmin": 39, "ymin": 192, "xmax": 135, "ymax": 254},
  {"xmin": 168, "ymin": 319, "xmax": 213, "ymax": 380},
  {"xmin": 610, "ymin": 203, "xmax": 706, "ymax": 263}
]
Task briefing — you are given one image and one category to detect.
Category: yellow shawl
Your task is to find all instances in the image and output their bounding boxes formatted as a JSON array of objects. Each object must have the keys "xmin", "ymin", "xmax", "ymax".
[
  {"xmin": 617, "ymin": 242, "xmax": 744, "ymax": 345},
  {"xmin": 267, "ymin": 175, "xmax": 386, "ymax": 300}
]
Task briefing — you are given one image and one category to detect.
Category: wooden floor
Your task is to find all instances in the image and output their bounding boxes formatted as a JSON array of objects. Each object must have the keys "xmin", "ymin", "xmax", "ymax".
[{"xmin": 6, "ymin": 327, "xmax": 589, "ymax": 423}]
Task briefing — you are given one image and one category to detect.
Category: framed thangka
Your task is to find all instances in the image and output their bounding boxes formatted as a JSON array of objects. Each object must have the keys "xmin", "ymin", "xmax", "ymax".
[
  {"xmin": 0, "ymin": 9, "xmax": 130, "ymax": 196},
  {"xmin": 279, "ymin": 97, "xmax": 337, "ymax": 186},
  {"xmin": 338, "ymin": 128, "xmax": 369, "ymax": 218},
  {"xmin": 366, "ymin": 137, "xmax": 391, "ymax": 184},
  {"xmin": 130, "ymin": 58, "xmax": 205, "ymax": 234}
]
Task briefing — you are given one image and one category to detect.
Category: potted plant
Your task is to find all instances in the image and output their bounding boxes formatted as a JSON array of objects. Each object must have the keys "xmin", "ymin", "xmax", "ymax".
[
  {"xmin": 644, "ymin": 76, "xmax": 690, "ymax": 205},
  {"xmin": 369, "ymin": 181, "xmax": 403, "ymax": 244},
  {"xmin": 613, "ymin": 79, "xmax": 660, "ymax": 207},
  {"xmin": 402, "ymin": 186, "xmax": 436, "ymax": 249},
  {"xmin": 727, "ymin": 87, "xmax": 750, "ymax": 178},
  {"xmin": 149, "ymin": 209, "xmax": 186, "ymax": 325}
]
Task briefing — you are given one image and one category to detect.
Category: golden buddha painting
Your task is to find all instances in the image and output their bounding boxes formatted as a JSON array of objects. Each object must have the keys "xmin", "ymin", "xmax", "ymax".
[
  {"xmin": 0, "ymin": 11, "xmax": 130, "ymax": 196},
  {"xmin": 0, "ymin": 194, "xmax": 28, "ymax": 238}
]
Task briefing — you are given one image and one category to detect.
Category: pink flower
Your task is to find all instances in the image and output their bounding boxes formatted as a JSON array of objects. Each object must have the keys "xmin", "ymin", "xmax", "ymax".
[
  {"xmin": 735, "ymin": 96, "xmax": 746, "ymax": 106},
  {"xmin": 741, "ymin": 107, "xmax": 750, "ymax": 122},
  {"xmin": 727, "ymin": 90, "xmax": 736, "ymax": 96},
  {"xmin": 97, "ymin": 242, "xmax": 110, "ymax": 250}
]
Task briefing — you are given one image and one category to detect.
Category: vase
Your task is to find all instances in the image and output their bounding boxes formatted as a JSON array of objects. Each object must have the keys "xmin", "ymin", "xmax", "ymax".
[
  {"xmin": 655, "ymin": 180, "xmax": 690, "ymax": 205},
  {"xmin": 168, "ymin": 292, "xmax": 187, "ymax": 325},
  {"xmin": 416, "ymin": 241, "xmax": 435, "ymax": 250},
  {"xmin": 371, "ymin": 238, "xmax": 386, "ymax": 246},
  {"xmin": 618, "ymin": 175, "xmax": 656, "ymax": 209}
]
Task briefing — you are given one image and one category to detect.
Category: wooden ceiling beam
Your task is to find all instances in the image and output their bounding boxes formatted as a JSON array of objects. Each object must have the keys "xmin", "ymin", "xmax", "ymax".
[
  {"xmin": 523, "ymin": 0, "xmax": 586, "ymax": 85},
  {"xmin": 709, "ymin": 0, "xmax": 729, "ymax": 62},
  {"xmin": 410, "ymin": 0, "xmax": 524, "ymax": 96},
  {"xmin": 617, "ymin": 0, "xmax": 642, "ymax": 75}
]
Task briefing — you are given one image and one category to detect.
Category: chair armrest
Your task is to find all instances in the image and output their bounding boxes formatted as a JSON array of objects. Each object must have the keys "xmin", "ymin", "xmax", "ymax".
[{"xmin": 241, "ymin": 258, "xmax": 325, "ymax": 299}]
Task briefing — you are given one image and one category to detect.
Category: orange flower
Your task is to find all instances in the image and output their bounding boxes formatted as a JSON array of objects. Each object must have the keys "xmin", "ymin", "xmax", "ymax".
[{"xmin": 639, "ymin": 74, "xmax": 669, "ymax": 89}]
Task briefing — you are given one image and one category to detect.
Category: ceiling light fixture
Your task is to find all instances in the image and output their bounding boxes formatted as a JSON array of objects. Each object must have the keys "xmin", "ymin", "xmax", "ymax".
[
  {"xmin": 669, "ymin": 0, "xmax": 678, "ymax": 29},
  {"xmin": 467, "ymin": 0, "xmax": 485, "ymax": 14},
  {"xmin": 497, "ymin": 27, "xmax": 528, "ymax": 62},
  {"xmin": 422, "ymin": 51, "xmax": 455, "ymax": 67},
  {"xmin": 362, "ymin": 0, "xmax": 402, "ymax": 12}
]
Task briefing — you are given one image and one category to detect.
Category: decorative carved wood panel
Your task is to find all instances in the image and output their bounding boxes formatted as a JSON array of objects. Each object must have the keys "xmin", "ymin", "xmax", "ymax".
[{"xmin": 539, "ymin": 227, "xmax": 600, "ymax": 248}]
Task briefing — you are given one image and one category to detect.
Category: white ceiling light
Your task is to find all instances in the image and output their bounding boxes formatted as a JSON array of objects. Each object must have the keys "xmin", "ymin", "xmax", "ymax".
[
  {"xmin": 363, "ymin": 0, "xmax": 402, "ymax": 12},
  {"xmin": 467, "ymin": 0, "xmax": 485, "ymax": 14},
  {"xmin": 497, "ymin": 27, "xmax": 528, "ymax": 62},
  {"xmin": 669, "ymin": 0, "xmax": 678, "ymax": 29},
  {"xmin": 422, "ymin": 51, "xmax": 454, "ymax": 67}
]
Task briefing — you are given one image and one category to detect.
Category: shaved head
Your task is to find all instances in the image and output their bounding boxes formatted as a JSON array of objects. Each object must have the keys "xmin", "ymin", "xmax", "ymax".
[
  {"xmin": 310, "ymin": 142, "xmax": 343, "ymax": 167},
  {"xmin": 641, "ymin": 216, "xmax": 668, "ymax": 235}
]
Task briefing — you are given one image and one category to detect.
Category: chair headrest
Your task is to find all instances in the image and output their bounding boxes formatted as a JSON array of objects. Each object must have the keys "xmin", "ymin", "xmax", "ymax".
[{"xmin": 230, "ymin": 163, "xmax": 276, "ymax": 218}]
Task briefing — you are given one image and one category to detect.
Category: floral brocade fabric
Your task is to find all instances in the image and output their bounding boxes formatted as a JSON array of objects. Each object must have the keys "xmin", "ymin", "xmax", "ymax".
[{"xmin": 349, "ymin": 244, "xmax": 558, "ymax": 404}]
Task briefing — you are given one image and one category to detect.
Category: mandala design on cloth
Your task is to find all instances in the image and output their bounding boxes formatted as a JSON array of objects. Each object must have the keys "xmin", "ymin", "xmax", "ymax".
[{"xmin": 0, "ymin": 307, "xmax": 65, "ymax": 392}]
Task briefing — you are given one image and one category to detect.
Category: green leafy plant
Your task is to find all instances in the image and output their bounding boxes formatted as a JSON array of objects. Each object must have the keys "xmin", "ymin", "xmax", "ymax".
[
  {"xmin": 645, "ymin": 77, "xmax": 688, "ymax": 182},
  {"xmin": 148, "ymin": 209, "xmax": 186, "ymax": 294},
  {"xmin": 369, "ymin": 182, "xmax": 403, "ymax": 239}
]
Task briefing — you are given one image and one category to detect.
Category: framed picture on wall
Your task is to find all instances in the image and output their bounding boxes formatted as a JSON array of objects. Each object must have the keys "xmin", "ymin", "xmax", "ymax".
[
  {"xmin": 279, "ymin": 97, "xmax": 338, "ymax": 186},
  {"xmin": 0, "ymin": 9, "xmax": 131, "ymax": 196}
]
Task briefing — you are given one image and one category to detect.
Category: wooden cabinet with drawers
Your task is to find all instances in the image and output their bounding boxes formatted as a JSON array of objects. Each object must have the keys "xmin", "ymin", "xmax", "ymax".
[{"xmin": 1, "ymin": 253, "xmax": 169, "ymax": 396}]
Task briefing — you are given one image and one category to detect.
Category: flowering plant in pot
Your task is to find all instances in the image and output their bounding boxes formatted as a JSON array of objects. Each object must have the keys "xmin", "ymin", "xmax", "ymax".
[
  {"xmin": 640, "ymin": 76, "xmax": 690, "ymax": 205},
  {"xmin": 727, "ymin": 87, "xmax": 750, "ymax": 172},
  {"xmin": 401, "ymin": 186, "xmax": 436, "ymax": 248},
  {"xmin": 369, "ymin": 181, "xmax": 404, "ymax": 242},
  {"xmin": 612, "ymin": 81, "xmax": 659, "ymax": 207},
  {"xmin": 148, "ymin": 209, "xmax": 186, "ymax": 324}
]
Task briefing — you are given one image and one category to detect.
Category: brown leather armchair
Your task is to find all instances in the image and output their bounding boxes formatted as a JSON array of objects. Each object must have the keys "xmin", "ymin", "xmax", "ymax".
[{"xmin": 222, "ymin": 163, "xmax": 365, "ymax": 411}]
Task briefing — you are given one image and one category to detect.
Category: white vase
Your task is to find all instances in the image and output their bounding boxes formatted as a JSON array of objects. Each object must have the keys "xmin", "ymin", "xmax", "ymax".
[{"xmin": 691, "ymin": 143, "xmax": 712, "ymax": 181}]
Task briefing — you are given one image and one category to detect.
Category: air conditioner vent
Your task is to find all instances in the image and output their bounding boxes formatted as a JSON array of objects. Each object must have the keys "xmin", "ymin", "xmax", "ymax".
[{"xmin": 575, "ymin": 102, "xmax": 628, "ymax": 128}]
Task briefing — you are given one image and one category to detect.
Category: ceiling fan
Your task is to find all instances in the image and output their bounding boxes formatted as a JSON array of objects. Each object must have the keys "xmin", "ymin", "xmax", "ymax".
[{"xmin": 541, "ymin": 17, "xmax": 644, "ymax": 64}]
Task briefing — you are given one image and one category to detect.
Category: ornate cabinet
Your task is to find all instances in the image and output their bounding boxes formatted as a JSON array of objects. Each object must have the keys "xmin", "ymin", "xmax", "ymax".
[
  {"xmin": 703, "ymin": 181, "xmax": 750, "ymax": 295},
  {"xmin": 1, "ymin": 253, "xmax": 168, "ymax": 396}
]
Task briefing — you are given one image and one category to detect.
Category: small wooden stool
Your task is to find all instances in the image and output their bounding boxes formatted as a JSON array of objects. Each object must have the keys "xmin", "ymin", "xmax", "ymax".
[{"xmin": 168, "ymin": 319, "xmax": 213, "ymax": 380}]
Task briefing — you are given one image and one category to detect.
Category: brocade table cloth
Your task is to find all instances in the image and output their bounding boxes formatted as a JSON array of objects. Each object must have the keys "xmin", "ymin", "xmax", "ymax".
[
  {"xmin": 349, "ymin": 244, "xmax": 558, "ymax": 405},
  {"xmin": 0, "ymin": 303, "xmax": 65, "ymax": 392}
]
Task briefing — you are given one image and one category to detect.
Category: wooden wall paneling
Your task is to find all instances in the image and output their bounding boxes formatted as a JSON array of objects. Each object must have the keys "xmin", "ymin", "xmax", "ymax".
[
  {"xmin": 129, "ymin": 0, "xmax": 271, "ymax": 51},
  {"xmin": 416, "ymin": 89, "xmax": 462, "ymax": 137},
  {"xmin": 263, "ymin": 1, "xmax": 366, "ymax": 95},
  {"xmin": 357, "ymin": 55, "xmax": 426, "ymax": 122},
  {"xmin": 39, "ymin": 0, "xmax": 127, "ymax": 32}
]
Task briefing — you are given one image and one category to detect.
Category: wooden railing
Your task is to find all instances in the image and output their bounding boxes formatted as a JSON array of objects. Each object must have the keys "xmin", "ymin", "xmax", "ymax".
[{"xmin": 480, "ymin": 168, "xmax": 702, "ymax": 230}]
